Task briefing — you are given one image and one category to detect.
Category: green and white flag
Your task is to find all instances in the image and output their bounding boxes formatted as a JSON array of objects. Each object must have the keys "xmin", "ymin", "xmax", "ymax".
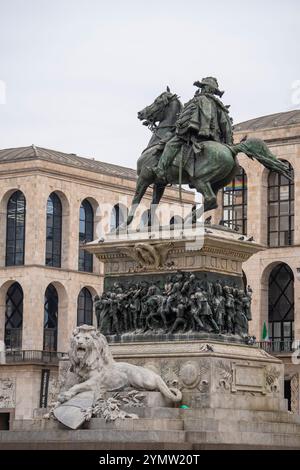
[{"xmin": 262, "ymin": 321, "xmax": 269, "ymax": 341}]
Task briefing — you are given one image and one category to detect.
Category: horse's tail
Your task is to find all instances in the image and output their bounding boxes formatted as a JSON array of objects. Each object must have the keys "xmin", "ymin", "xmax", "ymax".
[{"xmin": 231, "ymin": 137, "xmax": 292, "ymax": 181}]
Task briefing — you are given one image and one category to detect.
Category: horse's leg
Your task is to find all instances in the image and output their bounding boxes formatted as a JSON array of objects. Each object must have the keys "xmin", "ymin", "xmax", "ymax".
[
  {"xmin": 184, "ymin": 179, "xmax": 217, "ymax": 224},
  {"xmin": 122, "ymin": 176, "xmax": 150, "ymax": 228},
  {"xmin": 148, "ymin": 183, "xmax": 166, "ymax": 226}
]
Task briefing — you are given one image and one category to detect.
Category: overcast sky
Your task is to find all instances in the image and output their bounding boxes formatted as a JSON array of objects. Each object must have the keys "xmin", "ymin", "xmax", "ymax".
[{"xmin": 0, "ymin": 0, "xmax": 299, "ymax": 169}]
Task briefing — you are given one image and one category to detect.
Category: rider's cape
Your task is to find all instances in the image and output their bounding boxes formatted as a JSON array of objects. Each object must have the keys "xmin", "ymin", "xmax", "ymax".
[{"xmin": 176, "ymin": 93, "xmax": 233, "ymax": 145}]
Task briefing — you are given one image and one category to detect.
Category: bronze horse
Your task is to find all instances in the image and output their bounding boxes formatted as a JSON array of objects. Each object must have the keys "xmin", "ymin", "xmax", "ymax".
[{"xmin": 120, "ymin": 88, "xmax": 291, "ymax": 229}]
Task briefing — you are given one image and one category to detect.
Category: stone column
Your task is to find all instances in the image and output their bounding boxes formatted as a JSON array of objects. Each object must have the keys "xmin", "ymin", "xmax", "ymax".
[
  {"xmin": 21, "ymin": 269, "xmax": 44, "ymax": 350},
  {"xmin": 66, "ymin": 197, "xmax": 79, "ymax": 271}
]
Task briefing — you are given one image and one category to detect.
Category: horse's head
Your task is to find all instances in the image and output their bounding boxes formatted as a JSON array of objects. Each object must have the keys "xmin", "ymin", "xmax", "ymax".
[{"xmin": 137, "ymin": 86, "xmax": 179, "ymax": 126}]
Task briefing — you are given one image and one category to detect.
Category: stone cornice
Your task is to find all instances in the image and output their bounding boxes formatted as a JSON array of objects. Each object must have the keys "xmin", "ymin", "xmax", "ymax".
[
  {"xmin": 0, "ymin": 161, "xmax": 194, "ymax": 204},
  {"xmin": 0, "ymin": 263, "xmax": 103, "ymax": 277},
  {"xmin": 86, "ymin": 230, "xmax": 265, "ymax": 276}
]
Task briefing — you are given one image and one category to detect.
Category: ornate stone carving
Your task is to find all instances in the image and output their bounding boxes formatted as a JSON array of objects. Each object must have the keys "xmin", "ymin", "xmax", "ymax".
[
  {"xmin": 47, "ymin": 375, "xmax": 60, "ymax": 406},
  {"xmin": 47, "ymin": 325, "xmax": 182, "ymax": 429},
  {"xmin": 93, "ymin": 391, "xmax": 145, "ymax": 422},
  {"xmin": 119, "ymin": 242, "xmax": 174, "ymax": 271},
  {"xmin": 199, "ymin": 343, "xmax": 214, "ymax": 353},
  {"xmin": 265, "ymin": 366, "xmax": 281, "ymax": 394},
  {"xmin": 0, "ymin": 378, "xmax": 15, "ymax": 408},
  {"xmin": 160, "ymin": 360, "xmax": 180, "ymax": 389},
  {"xmin": 179, "ymin": 360, "xmax": 209, "ymax": 392},
  {"xmin": 291, "ymin": 374, "xmax": 299, "ymax": 414},
  {"xmin": 217, "ymin": 361, "xmax": 233, "ymax": 391}
]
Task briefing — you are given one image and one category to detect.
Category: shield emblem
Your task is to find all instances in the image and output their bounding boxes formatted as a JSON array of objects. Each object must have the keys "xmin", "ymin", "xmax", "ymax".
[{"xmin": 53, "ymin": 391, "xmax": 95, "ymax": 429}]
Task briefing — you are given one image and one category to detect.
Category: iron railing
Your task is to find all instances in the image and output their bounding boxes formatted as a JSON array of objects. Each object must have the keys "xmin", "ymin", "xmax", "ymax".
[
  {"xmin": 257, "ymin": 339, "xmax": 300, "ymax": 354},
  {"xmin": 5, "ymin": 350, "xmax": 67, "ymax": 364},
  {"xmin": 4, "ymin": 328, "xmax": 22, "ymax": 350},
  {"xmin": 43, "ymin": 328, "xmax": 57, "ymax": 352}
]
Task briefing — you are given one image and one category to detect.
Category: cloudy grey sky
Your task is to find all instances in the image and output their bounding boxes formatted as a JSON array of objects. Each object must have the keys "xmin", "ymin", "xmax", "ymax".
[{"xmin": 0, "ymin": 0, "xmax": 299, "ymax": 168}]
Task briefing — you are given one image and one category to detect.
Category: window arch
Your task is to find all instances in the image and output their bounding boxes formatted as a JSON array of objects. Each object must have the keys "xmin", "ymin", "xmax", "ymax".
[
  {"xmin": 6, "ymin": 191, "xmax": 26, "ymax": 266},
  {"xmin": 79, "ymin": 200, "xmax": 94, "ymax": 272},
  {"xmin": 5, "ymin": 282, "xmax": 23, "ymax": 349},
  {"xmin": 43, "ymin": 284, "xmax": 58, "ymax": 351},
  {"xmin": 45, "ymin": 193, "xmax": 62, "ymax": 267},
  {"xmin": 268, "ymin": 161, "xmax": 294, "ymax": 247},
  {"xmin": 222, "ymin": 167, "xmax": 247, "ymax": 234},
  {"xmin": 268, "ymin": 263, "xmax": 294, "ymax": 351},
  {"xmin": 110, "ymin": 203, "xmax": 127, "ymax": 231},
  {"xmin": 77, "ymin": 288, "xmax": 93, "ymax": 326},
  {"xmin": 140, "ymin": 209, "xmax": 159, "ymax": 229},
  {"xmin": 170, "ymin": 215, "xmax": 184, "ymax": 228}
]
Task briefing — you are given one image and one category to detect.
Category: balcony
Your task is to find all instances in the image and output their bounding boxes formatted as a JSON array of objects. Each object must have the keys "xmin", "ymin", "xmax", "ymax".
[
  {"xmin": 4, "ymin": 328, "xmax": 22, "ymax": 350},
  {"xmin": 257, "ymin": 339, "xmax": 300, "ymax": 354},
  {"xmin": 43, "ymin": 328, "xmax": 57, "ymax": 352},
  {"xmin": 5, "ymin": 349, "xmax": 68, "ymax": 364}
]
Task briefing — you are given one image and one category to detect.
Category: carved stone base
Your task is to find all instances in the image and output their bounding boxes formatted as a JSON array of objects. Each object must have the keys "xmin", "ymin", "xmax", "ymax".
[
  {"xmin": 6, "ymin": 341, "xmax": 300, "ymax": 449},
  {"xmin": 109, "ymin": 339, "xmax": 287, "ymax": 412}
]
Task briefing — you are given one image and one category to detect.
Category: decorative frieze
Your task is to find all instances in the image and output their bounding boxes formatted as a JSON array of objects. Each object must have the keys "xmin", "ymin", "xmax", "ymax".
[{"xmin": 0, "ymin": 378, "xmax": 15, "ymax": 408}]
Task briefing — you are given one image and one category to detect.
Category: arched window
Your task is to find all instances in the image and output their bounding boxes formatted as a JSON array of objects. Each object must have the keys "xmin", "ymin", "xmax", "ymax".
[
  {"xmin": 110, "ymin": 203, "xmax": 127, "ymax": 231},
  {"xmin": 6, "ymin": 191, "xmax": 26, "ymax": 266},
  {"xmin": 5, "ymin": 282, "xmax": 23, "ymax": 349},
  {"xmin": 140, "ymin": 210, "xmax": 149, "ymax": 228},
  {"xmin": 268, "ymin": 161, "xmax": 294, "ymax": 247},
  {"xmin": 222, "ymin": 167, "xmax": 247, "ymax": 234},
  {"xmin": 140, "ymin": 209, "xmax": 159, "ymax": 229},
  {"xmin": 79, "ymin": 200, "xmax": 93, "ymax": 272},
  {"xmin": 77, "ymin": 288, "xmax": 93, "ymax": 326},
  {"xmin": 170, "ymin": 215, "xmax": 184, "ymax": 229},
  {"xmin": 43, "ymin": 284, "xmax": 58, "ymax": 351},
  {"xmin": 45, "ymin": 193, "xmax": 62, "ymax": 267},
  {"xmin": 268, "ymin": 263, "xmax": 294, "ymax": 351}
]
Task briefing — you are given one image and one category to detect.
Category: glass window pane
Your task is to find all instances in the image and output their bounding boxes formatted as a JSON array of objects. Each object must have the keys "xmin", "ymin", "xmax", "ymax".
[
  {"xmin": 78, "ymin": 200, "xmax": 94, "ymax": 272},
  {"xmin": 222, "ymin": 169, "xmax": 247, "ymax": 234},
  {"xmin": 283, "ymin": 322, "xmax": 291, "ymax": 339},
  {"xmin": 269, "ymin": 235, "xmax": 278, "ymax": 248},
  {"xmin": 268, "ymin": 187, "xmax": 278, "ymax": 202},
  {"xmin": 280, "ymin": 186, "xmax": 289, "ymax": 200},
  {"xmin": 280, "ymin": 216, "xmax": 289, "ymax": 231},
  {"xmin": 273, "ymin": 322, "xmax": 281, "ymax": 338},
  {"xmin": 269, "ymin": 217, "xmax": 278, "ymax": 231},
  {"xmin": 6, "ymin": 191, "xmax": 26, "ymax": 266},
  {"xmin": 5, "ymin": 283, "xmax": 23, "ymax": 349},
  {"xmin": 45, "ymin": 193, "xmax": 62, "ymax": 267}
]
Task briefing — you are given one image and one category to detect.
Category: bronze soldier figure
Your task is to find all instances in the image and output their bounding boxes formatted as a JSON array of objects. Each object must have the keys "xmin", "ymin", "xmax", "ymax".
[{"xmin": 154, "ymin": 77, "xmax": 233, "ymax": 183}]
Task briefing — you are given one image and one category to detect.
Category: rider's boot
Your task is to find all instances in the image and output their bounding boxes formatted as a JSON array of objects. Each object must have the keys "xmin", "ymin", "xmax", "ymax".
[{"xmin": 153, "ymin": 166, "xmax": 168, "ymax": 184}]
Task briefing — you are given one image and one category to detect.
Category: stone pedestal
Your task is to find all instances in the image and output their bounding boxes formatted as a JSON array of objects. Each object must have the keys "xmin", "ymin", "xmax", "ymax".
[
  {"xmin": 87, "ymin": 224, "xmax": 263, "ymax": 281},
  {"xmin": 86, "ymin": 225, "xmax": 264, "ymax": 342},
  {"xmin": 3, "ymin": 227, "xmax": 300, "ymax": 449},
  {"xmin": 109, "ymin": 339, "xmax": 286, "ymax": 412}
]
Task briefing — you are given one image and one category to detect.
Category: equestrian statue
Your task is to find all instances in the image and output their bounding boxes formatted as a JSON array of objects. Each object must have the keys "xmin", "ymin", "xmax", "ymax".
[{"xmin": 119, "ymin": 77, "xmax": 291, "ymax": 229}]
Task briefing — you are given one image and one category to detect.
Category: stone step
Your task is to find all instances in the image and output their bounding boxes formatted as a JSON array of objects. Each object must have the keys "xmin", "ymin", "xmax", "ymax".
[
  {"xmin": 0, "ymin": 429, "xmax": 186, "ymax": 445},
  {"xmin": 186, "ymin": 430, "xmax": 300, "ymax": 448},
  {"xmin": 124, "ymin": 406, "xmax": 181, "ymax": 419},
  {"xmin": 180, "ymin": 407, "xmax": 300, "ymax": 424},
  {"xmin": 87, "ymin": 417, "xmax": 183, "ymax": 431},
  {"xmin": 184, "ymin": 417, "xmax": 300, "ymax": 435}
]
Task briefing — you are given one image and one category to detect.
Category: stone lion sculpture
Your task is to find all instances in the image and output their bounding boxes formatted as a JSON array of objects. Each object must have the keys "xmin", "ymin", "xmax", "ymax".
[{"xmin": 58, "ymin": 325, "xmax": 182, "ymax": 404}]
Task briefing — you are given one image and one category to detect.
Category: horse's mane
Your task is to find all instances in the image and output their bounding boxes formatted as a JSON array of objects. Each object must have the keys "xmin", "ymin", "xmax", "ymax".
[{"xmin": 137, "ymin": 95, "xmax": 182, "ymax": 176}]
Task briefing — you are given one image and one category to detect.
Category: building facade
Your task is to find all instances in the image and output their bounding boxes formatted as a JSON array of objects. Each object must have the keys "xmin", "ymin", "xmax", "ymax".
[
  {"xmin": 0, "ymin": 145, "xmax": 193, "ymax": 423},
  {"xmin": 209, "ymin": 110, "xmax": 300, "ymax": 413},
  {"xmin": 1, "ymin": 109, "xmax": 300, "ymax": 424}
]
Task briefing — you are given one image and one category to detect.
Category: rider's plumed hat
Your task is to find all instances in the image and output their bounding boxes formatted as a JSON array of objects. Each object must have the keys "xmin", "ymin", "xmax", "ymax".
[{"xmin": 193, "ymin": 77, "xmax": 224, "ymax": 97}]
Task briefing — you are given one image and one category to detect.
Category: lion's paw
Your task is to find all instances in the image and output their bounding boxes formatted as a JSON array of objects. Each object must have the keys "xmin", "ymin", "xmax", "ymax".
[{"xmin": 58, "ymin": 391, "xmax": 73, "ymax": 403}]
